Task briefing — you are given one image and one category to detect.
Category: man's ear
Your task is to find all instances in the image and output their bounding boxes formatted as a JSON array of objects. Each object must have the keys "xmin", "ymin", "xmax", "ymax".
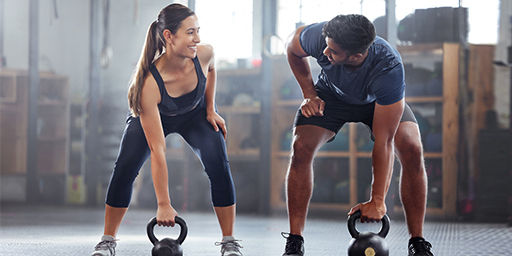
[{"xmin": 347, "ymin": 52, "xmax": 361, "ymax": 62}]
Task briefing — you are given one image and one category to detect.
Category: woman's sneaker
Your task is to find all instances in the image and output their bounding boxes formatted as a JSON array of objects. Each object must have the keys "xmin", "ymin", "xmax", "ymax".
[
  {"xmin": 91, "ymin": 235, "xmax": 117, "ymax": 256},
  {"xmin": 282, "ymin": 232, "xmax": 304, "ymax": 256},
  {"xmin": 215, "ymin": 236, "xmax": 243, "ymax": 256}
]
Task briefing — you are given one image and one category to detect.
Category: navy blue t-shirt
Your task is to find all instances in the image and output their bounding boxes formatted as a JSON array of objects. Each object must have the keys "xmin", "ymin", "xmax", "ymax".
[{"xmin": 299, "ymin": 22, "xmax": 405, "ymax": 106}]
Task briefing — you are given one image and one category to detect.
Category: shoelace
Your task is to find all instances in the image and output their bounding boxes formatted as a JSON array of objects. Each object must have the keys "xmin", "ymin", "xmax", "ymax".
[
  {"xmin": 281, "ymin": 232, "xmax": 302, "ymax": 254},
  {"xmin": 215, "ymin": 240, "xmax": 243, "ymax": 254},
  {"xmin": 409, "ymin": 240, "xmax": 433, "ymax": 255},
  {"xmin": 95, "ymin": 240, "xmax": 117, "ymax": 254}
]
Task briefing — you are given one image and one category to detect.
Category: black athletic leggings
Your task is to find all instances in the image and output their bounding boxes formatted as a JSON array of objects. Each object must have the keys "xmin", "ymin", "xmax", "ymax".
[{"xmin": 105, "ymin": 102, "xmax": 235, "ymax": 208}]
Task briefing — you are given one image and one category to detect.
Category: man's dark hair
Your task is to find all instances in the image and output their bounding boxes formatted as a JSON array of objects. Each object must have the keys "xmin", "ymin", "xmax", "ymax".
[{"xmin": 322, "ymin": 14, "xmax": 376, "ymax": 55}]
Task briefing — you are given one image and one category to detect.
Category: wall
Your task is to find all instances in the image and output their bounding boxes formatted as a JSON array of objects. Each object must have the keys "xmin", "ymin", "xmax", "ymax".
[
  {"xmin": 4, "ymin": 0, "xmax": 90, "ymax": 96},
  {"xmin": 3, "ymin": 0, "xmax": 182, "ymax": 99},
  {"xmin": 495, "ymin": 0, "xmax": 511, "ymax": 128}
]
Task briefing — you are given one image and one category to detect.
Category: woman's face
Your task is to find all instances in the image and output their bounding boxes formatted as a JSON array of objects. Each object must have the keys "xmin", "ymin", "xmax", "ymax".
[{"xmin": 165, "ymin": 15, "xmax": 200, "ymax": 58}]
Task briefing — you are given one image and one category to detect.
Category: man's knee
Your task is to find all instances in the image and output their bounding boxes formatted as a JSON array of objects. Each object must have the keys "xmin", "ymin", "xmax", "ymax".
[
  {"xmin": 290, "ymin": 139, "xmax": 317, "ymax": 169},
  {"xmin": 397, "ymin": 138, "xmax": 424, "ymax": 168}
]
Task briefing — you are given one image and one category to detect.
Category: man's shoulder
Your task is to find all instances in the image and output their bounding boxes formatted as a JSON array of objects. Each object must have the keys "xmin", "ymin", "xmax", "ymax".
[
  {"xmin": 369, "ymin": 36, "xmax": 402, "ymax": 70},
  {"xmin": 372, "ymin": 37, "xmax": 401, "ymax": 59},
  {"xmin": 301, "ymin": 21, "xmax": 327, "ymax": 38},
  {"xmin": 300, "ymin": 22, "xmax": 328, "ymax": 59}
]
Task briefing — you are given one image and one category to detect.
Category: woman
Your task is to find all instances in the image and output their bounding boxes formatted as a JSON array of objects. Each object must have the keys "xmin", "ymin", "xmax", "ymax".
[{"xmin": 91, "ymin": 4, "xmax": 243, "ymax": 256}]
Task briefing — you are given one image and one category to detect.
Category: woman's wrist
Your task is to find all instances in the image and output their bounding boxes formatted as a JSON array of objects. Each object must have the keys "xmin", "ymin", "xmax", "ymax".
[{"xmin": 157, "ymin": 200, "xmax": 171, "ymax": 207}]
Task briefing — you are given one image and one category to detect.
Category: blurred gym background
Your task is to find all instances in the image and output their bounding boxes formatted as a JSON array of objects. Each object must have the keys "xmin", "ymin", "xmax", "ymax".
[{"xmin": 0, "ymin": 0, "xmax": 509, "ymax": 225}]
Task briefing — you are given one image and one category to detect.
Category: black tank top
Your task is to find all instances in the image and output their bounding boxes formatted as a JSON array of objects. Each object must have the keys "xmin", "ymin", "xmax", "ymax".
[{"xmin": 149, "ymin": 56, "xmax": 206, "ymax": 116}]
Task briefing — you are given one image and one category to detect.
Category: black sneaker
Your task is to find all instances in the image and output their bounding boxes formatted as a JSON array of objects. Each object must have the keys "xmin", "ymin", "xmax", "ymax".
[
  {"xmin": 281, "ymin": 232, "xmax": 304, "ymax": 256},
  {"xmin": 408, "ymin": 237, "xmax": 434, "ymax": 256}
]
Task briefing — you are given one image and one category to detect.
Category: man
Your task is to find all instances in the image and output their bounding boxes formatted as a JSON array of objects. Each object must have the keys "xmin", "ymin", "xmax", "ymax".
[{"xmin": 282, "ymin": 14, "xmax": 434, "ymax": 256}]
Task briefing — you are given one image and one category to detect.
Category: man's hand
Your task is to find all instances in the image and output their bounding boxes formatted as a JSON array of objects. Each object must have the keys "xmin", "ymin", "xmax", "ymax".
[
  {"xmin": 300, "ymin": 96, "xmax": 325, "ymax": 118},
  {"xmin": 348, "ymin": 200, "xmax": 387, "ymax": 223}
]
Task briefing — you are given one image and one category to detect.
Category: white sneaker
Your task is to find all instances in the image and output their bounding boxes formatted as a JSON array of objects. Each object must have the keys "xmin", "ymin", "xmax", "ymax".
[
  {"xmin": 215, "ymin": 238, "xmax": 243, "ymax": 256},
  {"xmin": 91, "ymin": 235, "xmax": 117, "ymax": 256}
]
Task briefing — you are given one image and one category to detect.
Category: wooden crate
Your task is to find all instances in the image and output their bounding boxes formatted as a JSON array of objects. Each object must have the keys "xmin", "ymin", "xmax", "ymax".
[{"xmin": 0, "ymin": 69, "xmax": 69, "ymax": 175}]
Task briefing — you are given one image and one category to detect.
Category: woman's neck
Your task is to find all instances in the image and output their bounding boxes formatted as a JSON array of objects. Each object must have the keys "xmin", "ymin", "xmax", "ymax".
[{"xmin": 159, "ymin": 50, "xmax": 190, "ymax": 71}]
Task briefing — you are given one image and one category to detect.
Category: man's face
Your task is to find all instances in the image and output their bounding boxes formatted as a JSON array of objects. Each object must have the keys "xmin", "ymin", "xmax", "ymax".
[{"xmin": 323, "ymin": 37, "xmax": 362, "ymax": 66}]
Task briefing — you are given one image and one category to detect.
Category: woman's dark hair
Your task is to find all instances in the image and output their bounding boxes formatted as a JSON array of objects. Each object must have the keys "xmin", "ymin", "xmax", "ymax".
[
  {"xmin": 322, "ymin": 14, "xmax": 376, "ymax": 55},
  {"xmin": 128, "ymin": 3, "xmax": 195, "ymax": 117}
]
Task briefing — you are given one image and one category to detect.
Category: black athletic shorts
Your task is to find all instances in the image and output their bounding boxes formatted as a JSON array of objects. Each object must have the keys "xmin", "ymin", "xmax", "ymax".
[{"xmin": 294, "ymin": 87, "xmax": 417, "ymax": 142}]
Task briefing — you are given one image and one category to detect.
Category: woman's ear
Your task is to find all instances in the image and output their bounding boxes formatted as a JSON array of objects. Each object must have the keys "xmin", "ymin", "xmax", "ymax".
[{"xmin": 162, "ymin": 29, "xmax": 174, "ymax": 46}]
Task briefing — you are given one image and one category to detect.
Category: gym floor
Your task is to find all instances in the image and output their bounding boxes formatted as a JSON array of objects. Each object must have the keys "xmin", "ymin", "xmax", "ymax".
[{"xmin": 1, "ymin": 204, "xmax": 511, "ymax": 256}]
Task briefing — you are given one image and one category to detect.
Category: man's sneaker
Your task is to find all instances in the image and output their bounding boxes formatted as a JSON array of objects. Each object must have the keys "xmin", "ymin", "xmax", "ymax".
[
  {"xmin": 408, "ymin": 237, "xmax": 434, "ymax": 256},
  {"xmin": 281, "ymin": 232, "xmax": 304, "ymax": 256},
  {"xmin": 215, "ymin": 237, "xmax": 243, "ymax": 256},
  {"xmin": 91, "ymin": 235, "xmax": 117, "ymax": 256}
]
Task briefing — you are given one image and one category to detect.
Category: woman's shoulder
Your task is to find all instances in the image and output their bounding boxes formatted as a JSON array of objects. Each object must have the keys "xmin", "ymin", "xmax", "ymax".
[
  {"xmin": 197, "ymin": 44, "xmax": 214, "ymax": 64},
  {"xmin": 140, "ymin": 72, "xmax": 160, "ymax": 103}
]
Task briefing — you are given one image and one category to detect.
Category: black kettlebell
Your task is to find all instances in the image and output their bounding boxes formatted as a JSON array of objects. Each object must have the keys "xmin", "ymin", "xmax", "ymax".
[
  {"xmin": 347, "ymin": 210, "xmax": 390, "ymax": 256},
  {"xmin": 147, "ymin": 216, "xmax": 188, "ymax": 256}
]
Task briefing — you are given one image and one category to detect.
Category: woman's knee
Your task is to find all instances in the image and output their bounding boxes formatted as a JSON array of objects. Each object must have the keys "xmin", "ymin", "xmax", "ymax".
[
  {"xmin": 212, "ymin": 192, "xmax": 236, "ymax": 207},
  {"xmin": 208, "ymin": 167, "xmax": 236, "ymax": 206}
]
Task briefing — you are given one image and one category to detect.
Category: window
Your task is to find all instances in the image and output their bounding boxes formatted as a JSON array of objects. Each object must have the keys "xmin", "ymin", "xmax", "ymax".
[
  {"xmin": 277, "ymin": 0, "xmax": 498, "ymax": 45},
  {"xmin": 195, "ymin": 0, "xmax": 253, "ymax": 66},
  {"xmin": 395, "ymin": 0, "xmax": 498, "ymax": 44},
  {"xmin": 277, "ymin": 0, "xmax": 385, "ymax": 45}
]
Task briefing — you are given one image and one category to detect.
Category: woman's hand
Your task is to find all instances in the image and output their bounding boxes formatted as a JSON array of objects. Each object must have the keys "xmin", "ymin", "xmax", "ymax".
[
  {"xmin": 156, "ymin": 203, "xmax": 179, "ymax": 227},
  {"xmin": 206, "ymin": 110, "xmax": 227, "ymax": 139}
]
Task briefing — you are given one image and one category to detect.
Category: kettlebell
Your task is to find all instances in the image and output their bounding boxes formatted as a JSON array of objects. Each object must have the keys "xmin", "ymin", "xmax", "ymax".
[
  {"xmin": 147, "ymin": 216, "xmax": 188, "ymax": 256},
  {"xmin": 347, "ymin": 210, "xmax": 390, "ymax": 256}
]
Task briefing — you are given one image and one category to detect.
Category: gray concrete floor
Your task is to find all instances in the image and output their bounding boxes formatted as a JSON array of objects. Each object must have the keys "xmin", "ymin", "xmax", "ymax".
[{"xmin": 1, "ymin": 205, "xmax": 511, "ymax": 256}]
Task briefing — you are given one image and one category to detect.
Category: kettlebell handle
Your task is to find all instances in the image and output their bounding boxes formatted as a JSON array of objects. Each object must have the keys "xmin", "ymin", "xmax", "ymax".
[
  {"xmin": 347, "ymin": 210, "xmax": 390, "ymax": 239},
  {"xmin": 147, "ymin": 216, "xmax": 188, "ymax": 245}
]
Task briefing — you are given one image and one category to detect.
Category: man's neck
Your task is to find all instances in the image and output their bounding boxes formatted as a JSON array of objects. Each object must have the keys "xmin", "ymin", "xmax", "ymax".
[{"xmin": 344, "ymin": 50, "xmax": 369, "ymax": 70}]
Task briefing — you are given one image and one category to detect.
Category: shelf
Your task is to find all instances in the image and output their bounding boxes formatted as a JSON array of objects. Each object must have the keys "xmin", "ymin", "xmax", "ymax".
[
  {"xmin": 275, "ymin": 151, "xmax": 351, "ymax": 158},
  {"xmin": 272, "ymin": 202, "xmax": 353, "ymax": 211},
  {"xmin": 269, "ymin": 44, "xmax": 461, "ymax": 218},
  {"xmin": 39, "ymin": 100, "xmax": 67, "ymax": 106},
  {"xmin": 394, "ymin": 205, "xmax": 444, "ymax": 216},
  {"xmin": 0, "ymin": 172, "xmax": 26, "ymax": 177},
  {"xmin": 217, "ymin": 67, "xmax": 261, "ymax": 77},
  {"xmin": 164, "ymin": 148, "xmax": 261, "ymax": 161},
  {"xmin": 406, "ymin": 96, "xmax": 443, "ymax": 103},
  {"xmin": 276, "ymin": 100, "xmax": 302, "ymax": 107},
  {"xmin": 424, "ymin": 152, "xmax": 443, "ymax": 158},
  {"xmin": 228, "ymin": 149, "xmax": 260, "ymax": 160},
  {"xmin": 0, "ymin": 76, "xmax": 16, "ymax": 103},
  {"xmin": 355, "ymin": 152, "xmax": 443, "ymax": 158},
  {"xmin": 397, "ymin": 43, "xmax": 444, "ymax": 54},
  {"xmin": 309, "ymin": 202, "xmax": 351, "ymax": 210},
  {"xmin": 37, "ymin": 136, "xmax": 67, "ymax": 142},
  {"xmin": 218, "ymin": 105, "xmax": 261, "ymax": 114},
  {"xmin": 356, "ymin": 152, "xmax": 371, "ymax": 157},
  {"xmin": 1, "ymin": 70, "xmax": 70, "ymax": 179},
  {"xmin": 37, "ymin": 172, "xmax": 67, "ymax": 176}
]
